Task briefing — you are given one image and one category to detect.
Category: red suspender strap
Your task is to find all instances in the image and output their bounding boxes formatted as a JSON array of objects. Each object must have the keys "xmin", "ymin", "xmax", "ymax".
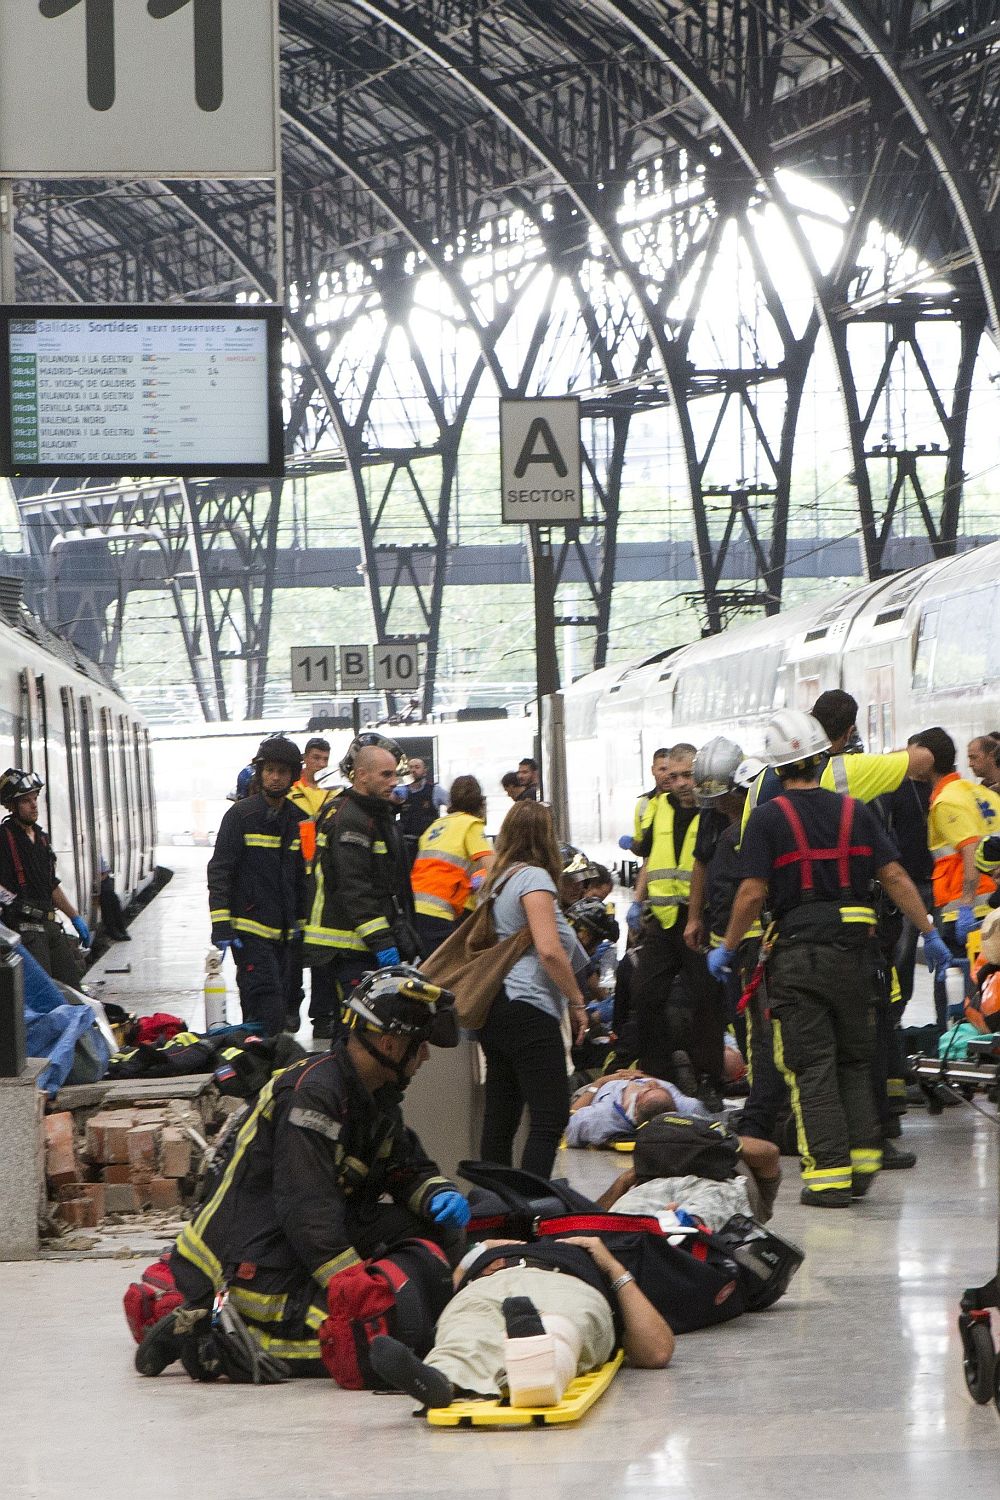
[
  {"xmin": 3, "ymin": 824, "xmax": 27, "ymax": 892},
  {"xmin": 773, "ymin": 795, "xmax": 814, "ymax": 891},
  {"xmin": 772, "ymin": 795, "xmax": 871, "ymax": 897},
  {"xmin": 836, "ymin": 796, "xmax": 855, "ymax": 893}
]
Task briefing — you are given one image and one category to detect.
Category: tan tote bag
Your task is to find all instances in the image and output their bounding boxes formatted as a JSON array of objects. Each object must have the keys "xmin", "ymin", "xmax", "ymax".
[{"xmin": 418, "ymin": 865, "xmax": 533, "ymax": 1030}]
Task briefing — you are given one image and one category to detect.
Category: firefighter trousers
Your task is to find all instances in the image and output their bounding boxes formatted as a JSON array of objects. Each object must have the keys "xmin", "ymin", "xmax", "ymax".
[
  {"xmin": 632, "ymin": 920, "xmax": 725, "ymax": 1089},
  {"xmin": 170, "ymin": 1202, "xmax": 464, "ymax": 1378},
  {"xmin": 741, "ymin": 979, "xmax": 789, "ymax": 1143},
  {"xmin": 767, "ymin": 939, "xmax": 882, "ymax": 1196},
  {"xmin": 234, "ymin": 936, "xmax": 298, "ymax": 1037}
]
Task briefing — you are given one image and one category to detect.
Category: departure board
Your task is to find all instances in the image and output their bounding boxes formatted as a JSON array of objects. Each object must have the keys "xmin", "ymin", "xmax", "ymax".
[{"xmin": 0, "ymin": 305, "xmax": 284, "ymax": 478}]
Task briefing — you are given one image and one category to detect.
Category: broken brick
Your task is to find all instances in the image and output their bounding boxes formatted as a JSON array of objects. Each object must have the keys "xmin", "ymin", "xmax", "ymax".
[
  {"xmin": 126, "ymin": 1123, "xmax": 162, "ymax": 1174},
  {"xmin": 101, "ymin": 1164, "xmax": 131, "ymax": 1184},
  {"xmin": 103, "ymin": 1184, "xmax": 140, "ymax": 1214},
  {"xmin": 160, "ymin": 1128, "xmax": 192, "ymax": 1179},
  {"xmin": 58, "ymin": 1196, "xmax": 98, "ymax": 1229},
  {"xmin": 148, "ymin": 1177, "xmax": 181, "ymax": 1210},
  {"xmin": 85, "ymin": 1111, "xmax": 134, "ymax": 1165},
  {"xmin": 44, "ymin": 1112, "xmax": 77, "ymax": 1186}
]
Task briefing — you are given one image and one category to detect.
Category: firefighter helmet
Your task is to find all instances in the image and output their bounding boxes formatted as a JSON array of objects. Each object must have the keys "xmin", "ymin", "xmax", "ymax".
[
  {"xmin": 343, "ymin": 965, "xmax": 458, "ymax": 1049},
  {"xmin": 764, "ymin": 710, "xmax": 830, "ymax": 770},
  {"xmin": 0, "ymin": 768, "xmax": 43, "ymax": 808},
  {"xmin": 567, "ymin": 897, "xmax": 620, "ymax": 945},
  {"xmin": 692, "ymin": 737, "xmax": 744, "ymax": 805},
  {"xmin": 252, "ymin": 737, "xmax": 302, "ymax": 774},
  {"xmin": 734, "ymin": 755, "xmax": 767, "ymax": 791},
  {"xmin": 339, "ymin": 732, "xmax": 404, "ymax": 781}
]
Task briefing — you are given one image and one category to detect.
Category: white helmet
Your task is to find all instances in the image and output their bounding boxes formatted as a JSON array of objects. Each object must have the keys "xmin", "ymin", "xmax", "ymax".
[
  {"xmin": 765, "ymin": 710, "xmax": 831, "ymax": 769},
  {"xmin": 693, "ymin": 737, "xmax": 744, "ymax": 805},
  {"xmin": 734, "ymin": 755, "xmax": 767, "ymax": 791}
]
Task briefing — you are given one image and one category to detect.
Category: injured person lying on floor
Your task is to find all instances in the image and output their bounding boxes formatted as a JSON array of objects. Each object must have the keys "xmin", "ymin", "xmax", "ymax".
[
  {"xmin": 564, "ymin": 1069, "xmax": 708, "ymax": 1147},
  {"xmin": 369, "ymin": 1234, "xmax": 674, "ymax": 1411}
]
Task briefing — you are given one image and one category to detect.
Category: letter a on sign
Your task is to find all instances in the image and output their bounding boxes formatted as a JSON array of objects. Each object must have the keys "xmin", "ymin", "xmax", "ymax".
[{"xmin": 500, "ymin": 396, "xmax": 582, "ymax": 525}]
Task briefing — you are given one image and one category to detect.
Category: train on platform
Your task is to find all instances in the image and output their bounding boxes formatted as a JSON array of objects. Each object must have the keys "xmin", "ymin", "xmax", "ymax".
[
  {"xmin": 553, "ymin": 539, "xmax": 1000, "ymax": 859},
  {"xmin": 0, "ymin": 580, "xmax": 157, "ymax": 929}
]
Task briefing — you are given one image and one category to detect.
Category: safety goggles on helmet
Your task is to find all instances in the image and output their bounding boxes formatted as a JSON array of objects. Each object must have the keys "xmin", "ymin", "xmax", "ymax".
[
  {"xmin": 560, "ymin": 845, "xmax": 590, "ymax": 878},
  {"xmin": 343, "ymin": 965, "xmax": 459, "ymax": 1049},
  {"xmin": 339, "ymin": 732, "xmax": 404, "ymax": 781},
  {"xmin": 0, "ymin": 768, "xmax": 43, "ymax": 807}
]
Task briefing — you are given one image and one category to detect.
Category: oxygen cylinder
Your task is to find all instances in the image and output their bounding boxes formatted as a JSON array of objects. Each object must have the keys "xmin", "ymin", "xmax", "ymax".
[{"xmin": 204, "ymin": 949, "xmax": 227, "ymax": 1030}]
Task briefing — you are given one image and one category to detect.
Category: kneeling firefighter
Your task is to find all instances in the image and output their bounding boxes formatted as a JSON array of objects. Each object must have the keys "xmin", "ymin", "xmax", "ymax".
[
  {"xmin": 131, "ymin": 968, "xmax": 471, "ymax": 1384},
  {"xmin": 709, "ymin": 710, "xmax": 950, "ymax": 1207}
]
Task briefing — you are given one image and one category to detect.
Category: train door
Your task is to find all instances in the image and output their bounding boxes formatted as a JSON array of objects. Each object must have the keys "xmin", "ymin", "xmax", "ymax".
[
  {"xmin": 59, "ymin": 686, "xmax": 86, "ymax": 914},
  {"xmin": 100, "ymin": 709, "xmax": 120, "ymax": 884},
  {"xmin": 17, "ymin": 669, "xmax": 35, "ymax": 772},
  {"xmin": 77, "ymin": 697, "xmax": 100, "ymax": 922},
  {"xmin": 863, "ymin": 665, "xmax": 895, "ymax": 753},
  {"xmin": 144, "ymin": 729, "xmax": 158, "ymax": 853},
  {"xmin": 132, "ymin": 723, "xmax": 149, "ymax": 879},
  {"xmin": 118, "ymin": 714, "xmax": 135, "ymax": 892}
]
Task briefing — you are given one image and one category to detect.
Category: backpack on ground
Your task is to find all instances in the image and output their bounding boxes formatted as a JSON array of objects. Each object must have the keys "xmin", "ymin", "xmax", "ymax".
[
  {"xmin": 418, "ymin": 866, "xmax": 532, "ymax": 1029},
  {"xmin": 632, "ymin": 1113, "xmax": 742, "ymax": 1183}
]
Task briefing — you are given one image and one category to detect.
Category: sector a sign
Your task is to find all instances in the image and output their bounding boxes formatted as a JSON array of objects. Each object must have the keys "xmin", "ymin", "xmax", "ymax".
[
  {"xmin": 0, "ymin": 0, "xmax": 278, "ymax": 177},
  {"xmin": 500, "ymin": 396, "xmax": 583, "ymax": 525}
]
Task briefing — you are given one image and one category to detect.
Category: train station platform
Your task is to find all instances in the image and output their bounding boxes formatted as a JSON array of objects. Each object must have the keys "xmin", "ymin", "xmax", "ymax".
[{"xmin": 4, "ymin": 850, "xmax": 1000, "ymax": 1497}]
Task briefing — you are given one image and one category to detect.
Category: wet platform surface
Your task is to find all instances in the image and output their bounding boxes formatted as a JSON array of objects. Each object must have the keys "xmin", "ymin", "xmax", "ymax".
[{"xmin": 5, "ymin": 849, "xmax": 999, "ymax": 1497}]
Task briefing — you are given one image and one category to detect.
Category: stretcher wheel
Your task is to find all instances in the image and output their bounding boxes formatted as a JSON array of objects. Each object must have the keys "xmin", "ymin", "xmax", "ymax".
[{"xmin": 960, "ymin": 1315, "xmax": 995, "ymax": 1404}]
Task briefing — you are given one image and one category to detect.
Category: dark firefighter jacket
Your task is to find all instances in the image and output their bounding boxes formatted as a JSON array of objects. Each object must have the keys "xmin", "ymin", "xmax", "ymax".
[
  {"xmin": 174, "ymin": 1043, "xmax": 454, "ymax": 1295},
  {"xmin": 208, "ymin": 794, "xmax": 306, "ymax": 944},
  {"xmin": 303, "ymin": 787, "xmax": 415, "ymax": 960},
  {"xmin": 0, "ymin": 816, "xmax": 60, "ymax": 915}
]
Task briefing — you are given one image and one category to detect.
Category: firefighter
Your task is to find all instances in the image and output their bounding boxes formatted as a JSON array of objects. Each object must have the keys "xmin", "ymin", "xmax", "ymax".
[
  {"xmin": 410, "ymin": 774, "xmax": 493, "ymax": 955},
  {"xmin": 0, "ymin": 767, "xmax": 90, "ymax": 983},
  {"xmin": 628, "ymin": 744, "xmax": 721, "ymax": 1104},
  {"xmin": 207, "ymin": 736, "xmax": 306, "ymax": 1037},
  {"xmin": 135, "ymin": 967, "xmax": 469, "ymax": 1385},
  {"xmin": 709, "ymin": 710, "xmax": 951, "ymax": 1207},
  {"xmin": 303, "ymin": 733, "xmax": 417, "ymax": 1040},
  {"xmin": 287, "ymin": 737, "xmax": 339, "ymax": 1035}
]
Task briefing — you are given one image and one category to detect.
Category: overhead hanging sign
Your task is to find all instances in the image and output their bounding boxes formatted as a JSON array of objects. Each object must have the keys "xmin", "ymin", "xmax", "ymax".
[
  {"xmin": 500, "ymin": 396, "xmax": 583, "ymax": 525},
  {"xmin": 0, "ymin": 0, "xmax": 278, "ymax": 178}
]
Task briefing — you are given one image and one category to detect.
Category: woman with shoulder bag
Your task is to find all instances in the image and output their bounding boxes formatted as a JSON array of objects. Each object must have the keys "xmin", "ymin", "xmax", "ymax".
[{"xmin": 478, "ymin": 801, "xmax": 590, "ymax": 1177}]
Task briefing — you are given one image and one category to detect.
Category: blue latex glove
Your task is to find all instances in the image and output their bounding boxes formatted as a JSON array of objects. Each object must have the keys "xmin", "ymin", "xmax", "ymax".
[
  {"xmin": 954, "ymin": 904, "xmax": 977, "ymax": 945},
  {"xmin": 707, "ymin": 945, "xmax": 735, "ymax": 981},
  {"xmin": 618, "ymin": 834, "xmax": 635, "ymax": 852},
  {"xmin": 376, "ymin": 946, "xmax": 401, "ymax": 968},
  {"xmin": 71, "ymin": 915, "xmax": 91, "ymax": 946},
  {"xmin": 626, "ymin": 901, "xmax": 644, "ymax": 934},
  {"xmin": 428, "ymin": 1190, "xmax": 471, "ymax": 1229},
  {"xmin": 923, "ymin": 930, "xmax": 953, "ymax": 972},
  {"xmin": 470, "ymin": 873, "xmax": 485, "ymax": 892},
  {"xmin": 215, "ymin": 937, "xmax": 243, "ymax": 957}
]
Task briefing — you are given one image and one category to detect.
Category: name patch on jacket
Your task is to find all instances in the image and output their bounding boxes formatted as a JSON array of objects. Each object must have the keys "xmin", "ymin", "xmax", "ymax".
[
  {"xmin": 289, "ymin": 1107, "xmax": 343, "ymax": 1143},
  {"xmin": 340, "ymin": 831, "xmax": 372, "ymax": 850}
]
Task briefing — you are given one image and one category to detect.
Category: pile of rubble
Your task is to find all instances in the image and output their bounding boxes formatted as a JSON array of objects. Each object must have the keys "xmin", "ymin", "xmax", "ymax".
[{"xmin": 41, "ymin": 1085, "xmax": 240, "ymax": 1233}]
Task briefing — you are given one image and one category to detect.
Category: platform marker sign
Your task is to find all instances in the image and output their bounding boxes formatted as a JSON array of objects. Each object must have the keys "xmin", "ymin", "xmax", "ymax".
[
  {"xmin": 373, "ymin": 642, "xmax": 420, "ymax": 693},
  {"xmin": 338, "ymin": 645, "xmax": 371, "ymax": 692},
  {"xmin": 500, "ymin": 396, "xmax": 582, "ymax": 525},
  {"xmin": 290, "ymin": 646, "xmax": 336, "ymax": 695},
  {"xmin": 0, "ymin": 0, "xmax": 278, "ymax": 177}
]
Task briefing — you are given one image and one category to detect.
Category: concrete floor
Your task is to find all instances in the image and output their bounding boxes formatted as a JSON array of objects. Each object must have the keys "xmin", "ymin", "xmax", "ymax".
[{"xmin": 6, "ymin": 849, "xmax": 999, "ymax": 1498}]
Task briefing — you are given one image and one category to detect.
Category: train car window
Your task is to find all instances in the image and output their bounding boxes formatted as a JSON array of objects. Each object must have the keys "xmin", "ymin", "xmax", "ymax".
[
  {"xmin": 34, "ymin": 676, "xmax": 52, "ymax": 825},
  {"xmin": 912, "ymin": 608, "xmax": 938, "ymax": 693},
  {"xmin": 59, "ymin": 686, "xmax": 86, "ymax": 909},
  {"xmin": 18, "ymin": 670, "xmax": 33, "ymax": 772},
  {"xmin": 929, "ymin": 589, "xmax": 994, "ymax": 690},
  {"xmin": 674, "ymin": 647, "xmax": 781, "ymax": 723},
  {"xmin": 0, "ymin": 706, "xmax": 16, "ymax": 772}
]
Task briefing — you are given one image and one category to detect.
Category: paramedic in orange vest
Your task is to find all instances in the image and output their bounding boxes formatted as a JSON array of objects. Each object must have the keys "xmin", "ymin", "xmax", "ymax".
[
  {"xmin": 411, "ymin": 775, "xmax": 494, "ymax": 955},
  {"xmin": 711, "ymin": 711, "xmax": 950, "ymax": 1208},
  {"xmin": 909, "ymin": 727, "xmax": 1000, "ymax": 1025}
]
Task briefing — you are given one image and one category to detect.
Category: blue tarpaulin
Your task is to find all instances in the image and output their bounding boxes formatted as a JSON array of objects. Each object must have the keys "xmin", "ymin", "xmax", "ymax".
[{"xmin": 20, "ymin": 944, "xmax": 111, "ymax": 1098}]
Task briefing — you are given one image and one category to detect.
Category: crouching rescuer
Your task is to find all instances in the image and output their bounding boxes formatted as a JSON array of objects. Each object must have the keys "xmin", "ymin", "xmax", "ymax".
[
  {"xmin": 708, "ymin": 710, "xmax": 950, "ymax": 1207},
  {"xmin": 132, "ymin": 968, "xmax": 471, "ymax": 1384}
]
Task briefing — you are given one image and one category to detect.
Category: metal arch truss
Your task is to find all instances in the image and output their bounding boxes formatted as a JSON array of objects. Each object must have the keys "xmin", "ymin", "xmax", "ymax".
[{"xmin": 4, "ymin": 0, "xmax": 1000, "ymax": 716}]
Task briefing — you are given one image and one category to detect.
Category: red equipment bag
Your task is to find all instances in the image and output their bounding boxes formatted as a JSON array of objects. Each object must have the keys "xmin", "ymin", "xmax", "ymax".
[
  {"xmin": 319, "ymin": 1239, "xmax": 452, "ymax": 1389},
  {"xmin": 123, "ymin": 1255, "xmax": 184, "ymax": 1344}
]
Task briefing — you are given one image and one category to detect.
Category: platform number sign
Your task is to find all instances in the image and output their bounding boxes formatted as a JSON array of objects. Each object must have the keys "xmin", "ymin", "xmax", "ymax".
[
  {"xmin": 290, "ymin": 647, "xmax": 336, "ymax": 696},
  {"xmin": 373, "ymin": 642, "xmax": 420, "ymax": 693},
  {"xmin": 338, "ymin": 645, "xmax": 371, "ymax": 692}
]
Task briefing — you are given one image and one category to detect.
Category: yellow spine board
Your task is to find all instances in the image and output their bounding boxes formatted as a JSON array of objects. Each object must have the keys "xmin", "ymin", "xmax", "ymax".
[{"xmin": 426, "ymin": 1350, "xmax": 624, "ymax": 1428}]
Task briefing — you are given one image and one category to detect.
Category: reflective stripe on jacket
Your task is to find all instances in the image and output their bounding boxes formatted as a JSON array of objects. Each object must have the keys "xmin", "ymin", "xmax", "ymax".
[
  {"xmin": 640, "ymin": 795, "xmax": 699, "ymax": 930},
  {"xmin": 928, "ymin": 773, "xmax": 1000, "ymax": 921},
  {"xmin": 302, "ymin": 788, "xmax": 413, "ymax": 957},
  {"xmin": 411, "ymin": 812, "xmax": 491, "ymax": 923}
]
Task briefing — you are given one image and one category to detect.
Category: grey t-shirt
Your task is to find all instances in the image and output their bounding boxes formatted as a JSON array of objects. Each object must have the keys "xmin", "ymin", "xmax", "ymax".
[{"xmin": 491, "ymin": 865, "xmax": 588, "ymax": 1021}]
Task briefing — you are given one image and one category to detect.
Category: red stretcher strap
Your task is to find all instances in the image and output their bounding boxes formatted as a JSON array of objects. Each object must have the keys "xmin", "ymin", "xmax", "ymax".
[{"xmin": 536, "ymin": 1213, "xmax": 666, "ymax": 1238}]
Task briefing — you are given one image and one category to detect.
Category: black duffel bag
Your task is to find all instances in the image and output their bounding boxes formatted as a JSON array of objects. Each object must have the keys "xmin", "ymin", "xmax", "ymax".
[{"xmin": 632, "ymin": 1112, "xmax": 742, "ymax": 1183}]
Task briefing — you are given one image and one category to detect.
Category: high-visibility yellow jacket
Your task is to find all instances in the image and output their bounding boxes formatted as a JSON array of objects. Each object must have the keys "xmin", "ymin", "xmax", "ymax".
[
  {"xmin": 411, "ymin": 812, "xmax": 492, "ymax": 923},
  {"xmin": 632, "ymin": 788, "xmax": 657, "ymax": 844},
  {"xmin": 928, "ymin": 773, "xmax": 1000, "ymax": 923},
  {"xmin": 639, "ymin": 795, "xmax": 699, "ymax": 931}
]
